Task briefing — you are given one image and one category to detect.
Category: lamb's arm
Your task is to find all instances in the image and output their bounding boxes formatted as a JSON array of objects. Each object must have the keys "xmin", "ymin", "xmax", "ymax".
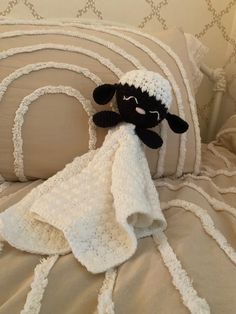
[{"xmin": 93, "ymin": 111, "xmax": 123, "ymax": 128}]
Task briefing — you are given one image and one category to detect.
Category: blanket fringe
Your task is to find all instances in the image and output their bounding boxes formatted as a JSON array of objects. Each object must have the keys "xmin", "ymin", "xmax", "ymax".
[
  {"xmin": 97, "ymin": 268, "xmax": 117, "ymax": 314},
  {"xmin": 156, "ymin": 180, "xmax": 236, "ymax": 218},
  {"xmin": 153, "ymin": 231, "xmax": 210, "ymax": 314},
  {"xmin": 201, "ymin": 167, "xmax": 236, "ymax": 177},
  {"xmin": 183, "ymin": 174, "xmax": 236, "ymax": 194},
  {"xmin": 0, "ymin": 241, "xmax": 3, "ymax": 253},
  {"xmin": 21, "ymin": 254, "xmax": 59, "ymax": 314},
  {"xmin": 0, "ymin": 181, "xmax": 11, "ymax": 194},
  {"xmin": 161, "ymin": 200, "xmax": 236, "ymax": 266},
  {"xmin": 207, "ymin": 142, "xmax": 231, "ymax": 168}
]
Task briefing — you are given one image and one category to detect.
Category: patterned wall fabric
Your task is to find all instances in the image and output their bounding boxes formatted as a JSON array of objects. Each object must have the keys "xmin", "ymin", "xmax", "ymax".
[{"xmin": 0, "ymin": 0, "xmax": 236, "ymax": 131}]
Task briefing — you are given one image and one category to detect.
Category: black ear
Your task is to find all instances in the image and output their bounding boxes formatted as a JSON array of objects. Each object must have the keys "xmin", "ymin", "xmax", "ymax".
[
  {"xmin": 93, "ymin": 84, "xmax": 117, "ymax": 105},
  {"xmin": 166, "ymin": 113, "xmax": 189, "ymax": 134}
]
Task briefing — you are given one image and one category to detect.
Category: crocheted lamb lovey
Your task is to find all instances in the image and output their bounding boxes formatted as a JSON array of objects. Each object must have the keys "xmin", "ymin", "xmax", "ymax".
[
  {"xmin": 0, "ymin": 124, "xmax": 167, "ymax": 274},
  {"xmin": 93, "ymin": 70, "xmax": 189, "ymax": 149}
]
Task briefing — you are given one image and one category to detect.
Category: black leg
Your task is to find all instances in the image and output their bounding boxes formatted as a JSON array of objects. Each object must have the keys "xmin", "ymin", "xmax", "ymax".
[{"xmin": 135, "ymin": 128, "xmax": 163, "ymax": 149}]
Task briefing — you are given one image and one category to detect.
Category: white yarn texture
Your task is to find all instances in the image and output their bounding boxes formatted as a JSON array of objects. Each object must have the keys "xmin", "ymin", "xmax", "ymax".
[
  {"xmin": 0, "ymin": 123, "xmax": 166, "ymax": 273},
  {"xmin": 119, "ymin": 70, "xmax": 172, "ymax": 109}
]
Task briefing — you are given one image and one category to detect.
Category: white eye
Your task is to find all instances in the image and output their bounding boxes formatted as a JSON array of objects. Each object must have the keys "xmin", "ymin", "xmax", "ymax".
[
  {"xmin": 149, "ymin": 110, "xmax": 160, "ymax": 121},
  {"xmin": 123, "ymin": 95, "xmax": 138, "ymax": 104}
]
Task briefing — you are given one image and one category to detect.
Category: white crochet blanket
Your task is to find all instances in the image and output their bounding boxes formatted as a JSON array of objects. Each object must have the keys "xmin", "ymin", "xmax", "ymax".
[{"xmin": 0, "ymin": 124, "xmax": 166, "ymax": 273}]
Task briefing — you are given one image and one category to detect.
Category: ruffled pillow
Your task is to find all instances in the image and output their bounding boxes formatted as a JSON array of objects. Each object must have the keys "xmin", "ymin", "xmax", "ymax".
[{"xmin": 0, "ymin": 20, "xmax": 201, "ymax": 181}]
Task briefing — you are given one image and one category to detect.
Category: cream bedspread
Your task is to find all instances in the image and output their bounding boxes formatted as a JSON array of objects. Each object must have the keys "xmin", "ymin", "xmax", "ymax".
[{"xmin": 1, "ymin": 119, "xmax": 236, "ymax": 314}]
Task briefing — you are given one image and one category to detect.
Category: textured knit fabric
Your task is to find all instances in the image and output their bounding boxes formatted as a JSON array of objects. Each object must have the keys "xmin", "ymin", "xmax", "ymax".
[
  {"xmin": 119, "ymin": 70, "xmax": 172, "ymax": 109},
  {"xmin": 0, "ymin": 123, "xmax": 166, "ymax": 273}
]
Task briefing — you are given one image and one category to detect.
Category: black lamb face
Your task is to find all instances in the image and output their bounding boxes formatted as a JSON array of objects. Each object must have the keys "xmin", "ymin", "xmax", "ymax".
[{"xmin": 116, "ymin": 84, "xmax": 168, "ymax": 128}]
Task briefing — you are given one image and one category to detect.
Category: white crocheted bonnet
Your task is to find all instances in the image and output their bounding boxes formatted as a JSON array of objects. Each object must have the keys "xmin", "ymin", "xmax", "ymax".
[{"xmin": 119, "ymin": 70, "xmax": 172, "ymax": 110}]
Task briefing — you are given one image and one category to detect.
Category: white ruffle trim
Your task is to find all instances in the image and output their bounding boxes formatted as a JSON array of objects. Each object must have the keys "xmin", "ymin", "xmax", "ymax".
[
  {"xmin": 21, "ymin": 255, "xmax": 59, "ymax": 314},
  {"xmin": 153, "ymin": 231, "xmax": 210, "ymax": 314},
  {"xmin": 97, "ymin": 268, "xmax": 117, "ymax": 314}
]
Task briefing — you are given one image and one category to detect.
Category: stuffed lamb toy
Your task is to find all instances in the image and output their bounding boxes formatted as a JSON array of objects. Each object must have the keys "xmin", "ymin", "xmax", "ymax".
[{"xmin": 93, "ymin": 70, "xmax": 189, "ymax": 149}]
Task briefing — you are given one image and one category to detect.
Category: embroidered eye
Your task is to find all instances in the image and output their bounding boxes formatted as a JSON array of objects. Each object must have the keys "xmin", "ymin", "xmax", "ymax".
[
  {"xmin": 123, "ymin": 95, "xmax": 138, "ymax": 104},
  {"xmin": 149, "ymin": 110, "xmax": 160, "ymax": 121}
]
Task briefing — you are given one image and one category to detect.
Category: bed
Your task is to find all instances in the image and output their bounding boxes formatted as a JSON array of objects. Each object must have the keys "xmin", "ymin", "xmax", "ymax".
[{"xmin": 0, "ymin": 19, "xmax": 235, "ymax": 314}]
